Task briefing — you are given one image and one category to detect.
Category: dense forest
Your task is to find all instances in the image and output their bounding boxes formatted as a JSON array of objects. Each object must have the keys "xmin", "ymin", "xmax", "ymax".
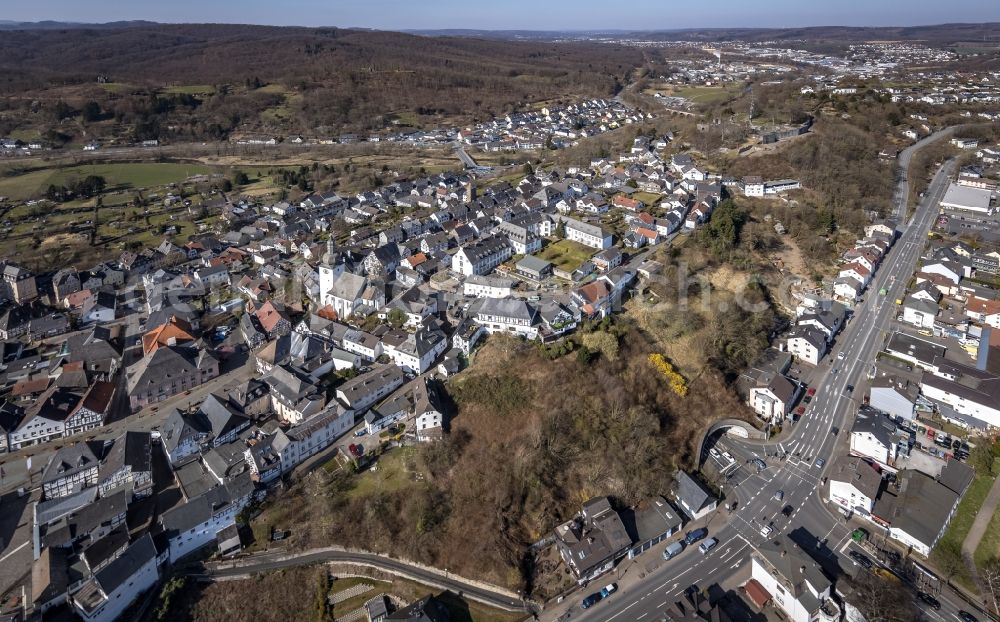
[{"xmin": 0, "ymin": 24, "xmax": 642, "ymax": 141}]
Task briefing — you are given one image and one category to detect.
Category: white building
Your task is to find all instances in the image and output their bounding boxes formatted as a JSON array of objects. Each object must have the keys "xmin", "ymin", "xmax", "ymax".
[
  {"xmin": 383, "ymin": 329, "xmax": 448, "ymax": 375},
  {"xmin": 159, "ymin": 476, "xmax": 253, "ymax": 563},
  {"xmin": 920, "ymin": 360, "xmax": 1000, "ymax": 428},
  {"xmin": 560, "ymin": 217, "xmax": 613, "ymax": 250},
  {"xmin": 451, "ymin": 236, "xmax": 512, "ymax": 276},
  {"xmin": 902, "ymin": 297, "xmax": 938, "ymax": 329},
  {"xmin": 747, "ymin": 538, "xmax": 839, "ymax": 622},
  {"xmin": 474, "ymin": 297, "xmax": 539, "ymax": 340},
  {"xmin": 849, "ymin": 409, "xmax": 899, "ymax": 472},
  {"xmin": 748, "ymin": 374, "xmax": 798, "ymax": 422},
  {"xmin": 785, "ymin": 327, "xmax": 827, "ymax": 365},
  {"xmin": 827, "ymin": 456, "xmax": 883, "ymax": 516},
  {"xmin": 463, "ymin": 275, "xmax": 514, "ymax": 299},
  {"xmin": 71, "ymin": 535, "xmax": 159, "ymax": 622}
]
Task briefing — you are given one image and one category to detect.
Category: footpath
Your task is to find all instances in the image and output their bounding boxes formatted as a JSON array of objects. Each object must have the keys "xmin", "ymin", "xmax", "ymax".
[{"xmin": 961, "ymin": 473, "xmax": 1000, "ymax": 600}]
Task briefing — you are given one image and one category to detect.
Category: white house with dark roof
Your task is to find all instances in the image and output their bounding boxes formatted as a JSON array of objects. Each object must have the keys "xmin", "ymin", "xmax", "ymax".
[
  {"xmin": 749, "ymin": 373, "xmax": 799, "ymax": 422},
  {"xmin": 827, "ymin": 455, "xmax": 883, "ymax": 515},
  {"xmin": 451, "ymin": 235, "xmax": 512, "ymax": 276},
  {"xmin": 785, "ymin": 326, "xmax": 827, "ymax": 365},
  {"xmin": 748, "ymin": 537, "xmax": 839, "ymax": 622},
  {"xmin": 673, "ymin": 471, "xmax": 717, "ymax": 520},
  {"xmin": 70, "ymin": 534, "xmax": 159, "ymax": 622},
  {"xmin": 559, "ymin": 216, "xmax": 613, "ymax": 250},
  {"xmin": 474, "ymin": 297, "xmax": 539, "ymax": 340},
  {"xmin": 849, "ymin": 408, "xmax": 899, "ymax": 471}
]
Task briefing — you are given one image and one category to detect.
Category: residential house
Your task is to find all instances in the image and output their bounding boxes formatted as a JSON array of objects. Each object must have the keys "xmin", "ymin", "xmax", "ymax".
[
  {"xmin": 41, "ymin": 441, "xmax": 104, "ymax": 500},
  {"xmin": 474, "ymin": 297, "xmax": 538, "ymax": 340},
  {"xmin": 849, "ymin": 409, "xmax": 899, "ymax": 471},
  {"xmin": 554, "ymin": 497, "xmax": 632, "ymax": 584},
  {"xmin": 872, "ymin": 470, "xmax": 961, "ymax": 556},
  {"xmin": 451, "ymin": 236, "xmax": 512, "ymax": 277},
  {"xmin": 125, "ymin": 346, "xmax": 219, "ymax": 412},
  {"xmin": 622, "ymin": 496, "xmax": 683, "ymax": 559},
  {"xmin": 827, "ymin": 455, "xmax": 884, "ymax": 515},
  {"xmin": 70, "ymin": 535, "xmax": 159, "ymax": 622},
  {"xmin": 560, "ymin": 217, "xmax": 613, "ymax": 250},
  {"xmin": 336, "ymin": 364, "xmax": 406, "ymax": 413},
  {"xmin": 749, "ymin": 373, "xmax": 799, "ymax": 422},
  {"xmin": 785, "ymin": 327, "xmax": 827, "ymax": 366},
  {"xmin": 747, "ymin": 537, "xmax": 839, "ymax": 622},
  {"xmin": 463, "ymin": 275, "xmax": 513, "ymax": 299},
  {"xmin": 673, "ymin": 471, "xmax": 718, "ymax": 520}
]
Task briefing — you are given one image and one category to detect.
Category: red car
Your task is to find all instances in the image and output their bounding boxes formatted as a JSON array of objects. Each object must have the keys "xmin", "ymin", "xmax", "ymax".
[
  {"xmin": 794, "ymin": 406, "xmax": 806, "ymax": 416},
  {"xmin": 806, "ymin": 388, "xmax": 816, "ymax": 397}
]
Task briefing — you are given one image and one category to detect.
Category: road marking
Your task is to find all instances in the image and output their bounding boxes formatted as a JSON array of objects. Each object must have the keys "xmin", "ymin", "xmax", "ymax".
[{"xmin": 0, "ymin": 541, "xmax": 28, "ymax": 563}]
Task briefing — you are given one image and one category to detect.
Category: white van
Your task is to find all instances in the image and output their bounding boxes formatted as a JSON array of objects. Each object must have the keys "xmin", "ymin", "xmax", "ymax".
[{"xmin": 663, "ymin": 542, "xmax": 684, "ymax": 560}]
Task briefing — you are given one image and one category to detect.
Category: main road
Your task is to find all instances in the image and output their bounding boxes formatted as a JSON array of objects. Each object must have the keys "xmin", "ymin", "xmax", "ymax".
[{"xmin": 549, "ymin": 132, "xmax": 959, "ymax": 621}]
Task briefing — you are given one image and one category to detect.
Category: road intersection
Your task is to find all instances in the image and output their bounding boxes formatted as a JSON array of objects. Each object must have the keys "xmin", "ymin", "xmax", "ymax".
[{"xmin": 549, "ymin": 137, "xmax": 965, "ymax": 621}]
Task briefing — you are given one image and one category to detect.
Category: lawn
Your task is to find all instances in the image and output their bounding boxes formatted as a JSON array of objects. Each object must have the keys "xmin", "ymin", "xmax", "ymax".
[
  {"xmin": 346, "ymin": 447, "xmax": 426, "ymax": 501},
  {"xmin": 537, "ymin": 239, "xmax": 595, "ymax": 272},
  {"xmin": 631, "ymin": 191, "xmax": 664, "ymax": 206},
  {"xmin": 98, "ymin": 82, "xmax": 139, "ymax": 93},
  {"xmin": 0, "ymin": 163, "xmax": 215, "ymax": 200},
  {"xmin": 931, "ymin": 474, "xmax": 995, "ymax": 587}
]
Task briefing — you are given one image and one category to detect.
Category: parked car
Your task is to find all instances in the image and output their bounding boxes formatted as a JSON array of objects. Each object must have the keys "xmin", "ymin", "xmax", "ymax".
[
  {"xmin": 581, "ymin": 594, "xmax": 601, "ymax": 609},
  {"xmin": 806, "ymin": 387, "xmax": 816, "ymax": 397},
  {"xmin": 815, "ymin": 457, "xmax": 826, "ymax": 468},
  {"xmin": 353, "ymin": 429, "xmax": 367, "ymax": 437},
  {"xmin": 773, "ymin": 490, "xmax": 784, "ymax": 501},
  {"xmin": 760, "ymin": 525, "xmax": 774, "ymax": 538},
  {"xmin": 849, "ymin": 551, "xmax": 873, "ymax": 569},
  {"xmin": 782, "ymin": 505, "xmax": 794, "ymax": 517},
  {"xmin": 686, "ymin": 528, "xmax": 708, "ymax": 545},
  {"xmin": 917, "ymin": 593, "xmax": 941, "ymax": 610},
  {"xmin": 699, "ymin": 538, "xmax": 719, "ymax": 554}
]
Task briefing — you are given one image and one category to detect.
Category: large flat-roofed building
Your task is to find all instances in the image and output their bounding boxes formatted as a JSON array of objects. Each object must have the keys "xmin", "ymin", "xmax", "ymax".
[{"xmin": 940, "ymin": 182, "xmax": 992, "ymax": 215}]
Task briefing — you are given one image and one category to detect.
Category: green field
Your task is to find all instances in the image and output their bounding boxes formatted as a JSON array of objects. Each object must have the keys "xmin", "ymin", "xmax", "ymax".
[
  {"xmin": 161, "ymin": 84, "xmax": 216, "ymax": 95},
  {"xmin": 98, "ymin": 82, "xmax": 140, "ymax": 93},
  {"xmin": 0, "ymin": 162, "xmax": 215, "ymax": 200},
  {"xmin": 346, "ymin": 447, "xmax": 426, "ymax": 500},
  {"xmin": 537, "ymin": 239, "xmax": 595, "ymax": 272},
  {"xmin": 631, "ymin": 191, "xmax": 664, "ymax": 206}
]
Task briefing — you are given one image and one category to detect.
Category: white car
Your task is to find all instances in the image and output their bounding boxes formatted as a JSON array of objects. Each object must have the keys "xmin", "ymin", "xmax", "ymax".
[
  {"xmin": 760, "ymin": 525, "xmax": 774, "ymax": 538},
  {"xmin": 722, "ymin": 451, "xmax": 734, "ymax": 462},
  {"xmin": 837, "ymin": 352, "xmax": 846, "ymax": 360},
  {"xmin": 709, "ymin": 448, "xmax": 721, "ymax": 460}
]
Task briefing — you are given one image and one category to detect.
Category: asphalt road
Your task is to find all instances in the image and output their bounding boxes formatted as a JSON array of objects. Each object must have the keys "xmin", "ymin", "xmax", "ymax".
[
  {"xmin": 191, "ymin": 548, "xmax": 527, "ymax": 612},
  {"xmin": 893, "ymin": 127, "xmax": 958, "ymax": 222},
  {"xmin": 548, "ymin": 143, "xmax": 960, "ymax": 621}
]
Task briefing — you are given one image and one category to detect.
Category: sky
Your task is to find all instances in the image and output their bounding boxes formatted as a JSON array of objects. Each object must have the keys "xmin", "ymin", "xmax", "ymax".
[{"xmin": 5, "ymin": 0, "xmax": 1000, "ymax": 31}]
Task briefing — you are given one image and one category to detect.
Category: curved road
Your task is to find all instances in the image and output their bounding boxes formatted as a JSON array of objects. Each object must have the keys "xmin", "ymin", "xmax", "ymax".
[
  {"xmin": 188, "ymin": 547, "xmax": 527, "ymax": 612},
  {"xmin": 552, "ymin": 127, "xmax": 963, "ymax": 622}
]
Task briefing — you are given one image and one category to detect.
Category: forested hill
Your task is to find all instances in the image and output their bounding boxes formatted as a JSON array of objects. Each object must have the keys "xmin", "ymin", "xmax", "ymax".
[{"xmin": 0, "ymin": 23, "xmax": 640, "ymax": 110}]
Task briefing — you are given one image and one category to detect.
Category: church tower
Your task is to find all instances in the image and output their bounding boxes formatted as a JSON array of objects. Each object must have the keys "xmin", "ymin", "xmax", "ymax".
[{"xmin": 317, "ymin": 237, "xmax": 343, "ymax": 307}]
